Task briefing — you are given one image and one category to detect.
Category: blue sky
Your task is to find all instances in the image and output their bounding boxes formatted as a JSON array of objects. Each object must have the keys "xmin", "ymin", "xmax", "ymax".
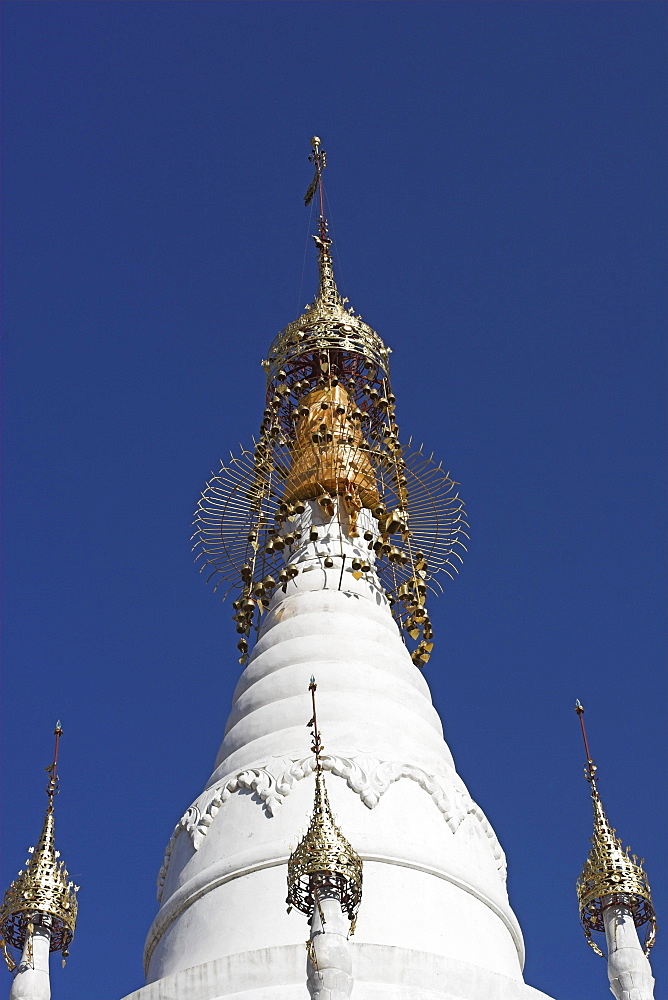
[{"xmin": 1, "ymin": 3, "xmax": 665, "ymax": 999}]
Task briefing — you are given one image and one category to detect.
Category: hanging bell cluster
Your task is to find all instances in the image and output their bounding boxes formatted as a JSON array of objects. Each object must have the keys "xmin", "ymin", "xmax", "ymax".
[{"xmin": 193, "ymin": 143, "xmax": 467, "ymax": 667}]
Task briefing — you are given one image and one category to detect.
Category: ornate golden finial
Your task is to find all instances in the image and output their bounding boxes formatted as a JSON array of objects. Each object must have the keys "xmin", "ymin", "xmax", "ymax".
[
  {"xmin": 575, "ymin": 701, "xmax": 656, "ymax": 957},
  {"xmin": 193, "ymin": 139, "xmax": 468, "ymax": 669},
  {"xmin": 266, "ymin": 136, "xmax": 389, "ymax": 379},
  {"xmin": 0, "ymin": 724, "xmax": 79, "ymax": 970},
  {"xmin": 286, "ymin": 678, "xmax": 362, "ymax": 929},
  {"xmin": 304, "ymin": 137, "xmax": 339, "ymax": 306}
]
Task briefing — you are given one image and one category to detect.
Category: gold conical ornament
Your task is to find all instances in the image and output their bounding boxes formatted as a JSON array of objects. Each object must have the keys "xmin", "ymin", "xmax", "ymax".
[
  {"xmin": 0, "ymin": 724, "xmax": 79, "ymax": 970},
  {"xmin": 287, "ymin": 679, "xmax": 362, "ymax": 930},
  {"xmin": 193, "ymin": 137, "xmax": 468, "ymax": 668},
  {"xmin": 575, "ymin": 702, "xmax": 656, "ymax": 957}
]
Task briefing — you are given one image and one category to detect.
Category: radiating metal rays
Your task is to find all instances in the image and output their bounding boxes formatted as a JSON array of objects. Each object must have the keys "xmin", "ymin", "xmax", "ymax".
[
  {"xmin": 192, "ymin": 444, "xmax": 468, "ymax": 591},
  {"xmin": 192, "ymin": 449, "xmax": 286, "ymax": 591},
  {"xmin": 192, "ymin": 436, "xmax": 468, "ymax": 667},
  {"xmin": 374, "ymin": 442, "xmax": 468, "ymax": 584}
]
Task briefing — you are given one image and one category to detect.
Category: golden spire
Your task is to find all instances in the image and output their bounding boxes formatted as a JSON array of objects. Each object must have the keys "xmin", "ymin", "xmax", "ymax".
[
  {"xmin": 193, "ymin": 138, "xmax": 468, "ymax": 669},
  {"xmin": 575, "ymin": 701, "xmax": 656, "ymax": 957},
  {"xmin": 283, "ymin": 143, "xmax": 383, "ymax": 515},
  {"xmin": 264, "ymin": 136, "xmax": 390, "ymax": 383},
  {"xmin": 0, "ymin": 724, "xmax": 79, "ymax": 970},
  {"xmin": 304, "ymin": 136, "xmax": 341, "ymax": 309},
  {"xmin": 287, "ymin": 678, "xmax": 363, "ymax": 929}
]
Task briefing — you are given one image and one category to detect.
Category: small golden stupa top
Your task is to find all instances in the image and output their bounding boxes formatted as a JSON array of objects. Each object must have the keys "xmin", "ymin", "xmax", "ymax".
[
  {"xmin": 286, "ymin": 678, "xmax": 363, "ymax": 929},
  {"xmin": 264, "ymin": 136, "xmax": 389, "ymax": 382},
  {"xmin": 0, "ymin": 724, "xmax": 79, "ymax": 968},
  {"xmin": 574, "ymin": 701, "xmax": 656, "ymax": 957}
]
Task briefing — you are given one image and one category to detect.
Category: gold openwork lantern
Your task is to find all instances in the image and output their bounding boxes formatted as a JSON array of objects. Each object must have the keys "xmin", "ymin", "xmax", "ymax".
[
  {"xmin": 0, "ymin": 724, "xmax": 79, "ymax": 972},
  {"xmin": 574, "ymin": 702, "xmax": 656, "ymax": 958},
  {"xmin": 286, "ymin": 679, "xmax": 362, "ymax": 932}
]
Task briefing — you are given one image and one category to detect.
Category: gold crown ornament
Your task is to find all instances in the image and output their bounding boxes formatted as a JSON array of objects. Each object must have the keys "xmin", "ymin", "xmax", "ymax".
[
  {"xmin": 286, "ymin": 679, "xmax": 362, "ymax": 931},
  {"xmin": 574, "ymin": 701, "xmax": 656, "ymax": 957},
  {"xmin": 0, "ymin": 724, "xmax": 79, "ymax": 971}
]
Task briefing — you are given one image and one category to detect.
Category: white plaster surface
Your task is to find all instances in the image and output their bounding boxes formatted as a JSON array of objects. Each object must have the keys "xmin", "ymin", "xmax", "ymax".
[
  {"xmin": 307, "ymin": 897, "xmax": 353, "ymax": 1000},
  {"xmin": 9, "ymin": 926, "xmax": 51, "ymax": 1000},
  {"xmin": 133, "ymin": 502, "xmax": 555, "ymax": 999},
  {"xmin": 603, "ymin": 902, "xmax": 655, "ymax": 1000},
  {"xmin": 122, "ymin": 946, "xmax": 556, "ymax": 1000}
]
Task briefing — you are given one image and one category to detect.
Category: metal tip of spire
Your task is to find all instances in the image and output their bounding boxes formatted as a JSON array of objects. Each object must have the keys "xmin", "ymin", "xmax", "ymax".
[
  {"xmin": 574, "ymin": 698, "xmax": 597, "ymax": 786},
  {"xmin": 304, "ymin": 135, "xmax": 327, "ymax": 209},
  {"xmin": 309, "ymin": 677, "xmax": 323, "ymax": 769},
  {"xmin": 302, "ymin": 136, "xmax": 341, "ymax": 309},
  {"xmin": 46, "ymin": 723, "xmax": 63, "ymax": 806}
]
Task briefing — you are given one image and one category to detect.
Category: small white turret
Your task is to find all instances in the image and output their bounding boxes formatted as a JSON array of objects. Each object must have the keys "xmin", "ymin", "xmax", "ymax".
[{"xmin": 122, "ymin": 136, "xmax": 559, "ymax": 1000}]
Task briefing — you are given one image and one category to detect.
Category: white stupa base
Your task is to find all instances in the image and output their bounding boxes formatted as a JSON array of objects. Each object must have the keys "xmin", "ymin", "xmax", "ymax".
[
  {"xmin": 120, "ymin": 945, "xmax": 556, "ymax": 1000},
  {"xmin": 133, "ymin": 503, "xmax": 556, "ymax": 1000}
]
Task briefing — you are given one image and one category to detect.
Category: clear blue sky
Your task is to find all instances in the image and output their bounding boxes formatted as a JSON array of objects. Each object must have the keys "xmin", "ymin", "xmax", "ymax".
[{"xmin": 1, "ymin": 3, "xmax": 665, "ymax": 999}]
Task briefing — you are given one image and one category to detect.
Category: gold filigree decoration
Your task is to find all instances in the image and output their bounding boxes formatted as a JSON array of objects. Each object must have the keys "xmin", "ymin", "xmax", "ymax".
[
  {"xmin": 264, "ymin": 224, "xmax": 389, "ymax": 384},
  {"xmin": 193, "ymin": 140, "xmax": 467, "ymax": 668},
  {"xmin": 575, "ymin": 702, "xmax": 656, "ymax": 958},
  {"xmin": 286, "ymin": 680, "xmax": 362, "ymax": 928},
  {"xmin": 0, "ymin": 725, "xmax": 78, "ymax": 967}
]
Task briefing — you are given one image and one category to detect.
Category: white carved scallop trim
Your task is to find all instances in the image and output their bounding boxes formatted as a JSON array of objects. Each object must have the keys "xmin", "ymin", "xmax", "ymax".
[{"xmin": 156, "ymin": 753, "xmax": 507, "ymax": 901}]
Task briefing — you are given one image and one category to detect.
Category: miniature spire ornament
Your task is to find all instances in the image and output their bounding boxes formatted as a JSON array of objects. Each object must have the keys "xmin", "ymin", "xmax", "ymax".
[
  {"xmin": 0, "ymin": 724, "xmax": 78, "ymax": 1000},
  {"xmin": 193, "ymin": 136, "xmax": 468, "ymax": 669},
  {"xmin": 575, "ymin": 701, "xmax": 656, "ymax": 1000},
  {"xmin": 287, "ymin": 678, "xmax": 362, "ymax": 1000}
]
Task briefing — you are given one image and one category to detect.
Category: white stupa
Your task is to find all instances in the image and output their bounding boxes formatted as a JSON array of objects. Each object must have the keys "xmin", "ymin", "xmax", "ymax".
[
  {"xmin": 1, "ymin": 138, "xmax": 656, "ymax": 1000},
  {"xmin": 124, "ymin": 137, "xmax": 557, "ymax": 1000}
]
